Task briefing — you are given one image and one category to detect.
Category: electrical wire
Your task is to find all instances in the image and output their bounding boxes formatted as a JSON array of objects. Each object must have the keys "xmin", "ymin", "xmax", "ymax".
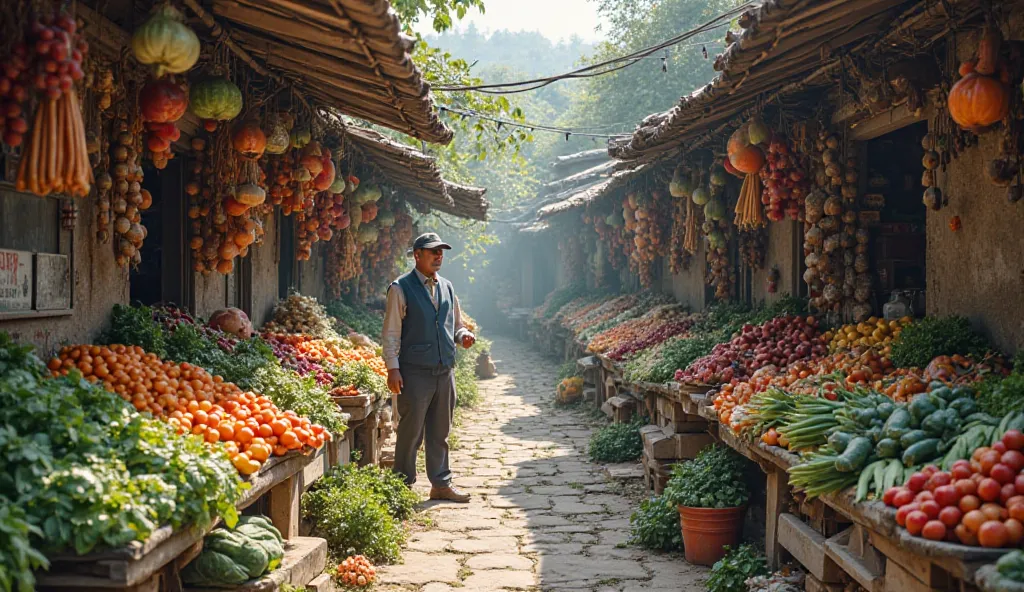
[
  {"xmin": 439, "ymin": 105, "xmax": 631, "ymax": 139},
  {"xmin": 433, "ymin": 3, "xmax": 755, "ymax": 94}
]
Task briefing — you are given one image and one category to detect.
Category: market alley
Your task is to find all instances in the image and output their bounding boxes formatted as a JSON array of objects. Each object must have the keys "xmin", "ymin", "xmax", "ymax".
[{"xmin": 378, "ymin": 335, "xmax": 707, "ymax": 591}]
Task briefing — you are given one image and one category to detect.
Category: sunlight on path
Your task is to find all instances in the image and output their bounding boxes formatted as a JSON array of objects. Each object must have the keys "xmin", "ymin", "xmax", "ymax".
[{"xmin": 377, "ymin": 335, "xmax": 707, "ymax": 591}]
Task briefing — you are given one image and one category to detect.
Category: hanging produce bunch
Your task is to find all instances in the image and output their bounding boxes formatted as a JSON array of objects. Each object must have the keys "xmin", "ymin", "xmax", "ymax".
[
  {"xmin": 14, "ymin": 9, "xmax": 93, "ymax": 197},
  {"xmin": 109, "ymin": 107, "xmax": 152, "ymax": 268},
  {"xmin": 948, "ymin": 23, "xmax": 1011, "ymax": 134},
  {"xmin": 140, "ymin": 77, "xmax": 187, "ymax": 169},
  {"xmin": 728, "ymin": 117, "xmax": 767, "ymax": 228},
  {"xmin": 189, "ymin": 72, "xmax": 243, "ymax": 132},
  {"xmin": 761, "ymin": 133, "xmax": 811, "ymax": 222},
  {"xmin": 130, "ymin": 3, "xmax": 200, "ymax": 79}
]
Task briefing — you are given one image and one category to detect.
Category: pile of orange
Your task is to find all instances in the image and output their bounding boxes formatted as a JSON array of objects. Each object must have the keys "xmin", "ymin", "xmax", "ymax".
[
  {"xmin": 295, "ymin": 340, "xmax": 387, "ymax": 377},
  {"xmin": 49, "ymin": 344, "xmax": 329, "ymax": 475},
  {"xmin": 335, "ymin": 555, "xmax": 376, "ymax": 587}
]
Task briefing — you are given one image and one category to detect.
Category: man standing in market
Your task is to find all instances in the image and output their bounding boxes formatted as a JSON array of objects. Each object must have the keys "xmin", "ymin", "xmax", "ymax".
[{"xmin": 383, "ymin": 232, "xmax": 475, "ymax": 502}]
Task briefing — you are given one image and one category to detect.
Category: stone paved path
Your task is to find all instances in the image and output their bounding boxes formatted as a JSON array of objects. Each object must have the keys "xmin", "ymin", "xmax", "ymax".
[{"xmin": 378, "ymin": 335, "xmax": 707, "ymax": 591}]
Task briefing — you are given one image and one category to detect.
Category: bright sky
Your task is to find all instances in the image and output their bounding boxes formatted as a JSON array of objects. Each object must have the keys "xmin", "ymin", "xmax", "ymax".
[{"xmin": 413, "ymin": 0, "xmax": 606, "ymax": 43}]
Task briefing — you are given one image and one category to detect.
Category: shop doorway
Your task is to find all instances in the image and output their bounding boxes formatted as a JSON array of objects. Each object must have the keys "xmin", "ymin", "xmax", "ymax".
[
  {"xmin": 278, "ymin": 211, "xmax": 296, "ymax": 298},
  {"xmin": 132, "ymin": 160, "xmax": 187, "ymax": 307},
  {"xmin": 863, "ymin": 121, "xmax": 928, "ymax": 316}
]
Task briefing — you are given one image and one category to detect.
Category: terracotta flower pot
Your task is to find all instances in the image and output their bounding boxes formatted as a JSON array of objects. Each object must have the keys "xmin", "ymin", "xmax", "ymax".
[{"xmin": 677, "ymin": 504, "xmax": 746, "ymax": 566}]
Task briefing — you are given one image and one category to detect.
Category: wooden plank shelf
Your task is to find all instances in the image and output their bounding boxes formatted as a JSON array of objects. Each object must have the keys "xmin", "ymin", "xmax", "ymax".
[{"xmin": 35, "ymin": 447, "xmax": 324, "ymax": 591}]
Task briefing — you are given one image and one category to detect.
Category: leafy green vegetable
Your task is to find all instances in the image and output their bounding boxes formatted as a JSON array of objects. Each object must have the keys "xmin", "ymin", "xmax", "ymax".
[
  {"xmin": 312, "ymin": 464, "xmax": 418, "ymax": 521},
  {"xmin": 890, "ymin": 316, "xmax": 991, "ymax": 369},
  {"xmin": 166, "ymin": 324, "xmax": 276, "ymax": 390},
  {"xmin": 624, "ymin": 333, "xmax": 721, "ymax": 383},
  {"xmin": 100, "ymin": 304, "xmax": 166, "ymax": 357},
  {"xmin": 329, "ymin": 361, "xmax": 389, "ymax": 401},
  {"xmin": 557, "ymin": 362, "xmax": 581, "ymax": 381},
  {"xmin": 665, "ymin": 445, "xmax": 749, "ymax": 509},
  {"xmin": 326, "ymin": 300, "xmax": 384, "ymax": 340},
  {"xmin": 706, "ymin": 544, "xmax": 769, "ymax": 592},
  {"xmin": 588, "ymin": 416, "xmax": 645, "ymax": 463},
  {"xmin": 0, "ymin": 333, "xmax": 246, "ymax": 588},
  {"xmin": 977, "ymin": 372, "xmax": 1024, "ymax": 417},
  {"xmin": 628, "ymin": 494, "xmax": 683, "ymax": 551},
  {"xmin": 539, "ymin": 284, "xmax": 589, "ymax": 319},
  {"xmin": 251, "ymin": 365, "xmax": 348, "ymax": 435},
  {"xmin": 302, "ymin": 475, "xmax": 406, "ymax": 563}
]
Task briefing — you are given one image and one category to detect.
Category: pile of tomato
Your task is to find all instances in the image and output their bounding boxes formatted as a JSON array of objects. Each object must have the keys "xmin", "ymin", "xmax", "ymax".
[
  {"xmin": 885, "ymin": 430, "xmax": 1024, "ymax": 547},
  {"xmin": 49, "ymin": 344, "xmax": 329, "ymax": 475}
]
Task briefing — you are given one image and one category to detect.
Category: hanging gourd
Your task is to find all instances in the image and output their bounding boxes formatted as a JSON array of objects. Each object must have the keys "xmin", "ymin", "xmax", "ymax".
[
  {"xmin": 131, "ymin": 4, "xmax": 201, "ymax": 78},
  {"xmin": 190, "ymin": 76, "xmax": 243, "ymax": 127},
  {"xmin": 290, "ymin": 126, "xmax": 311, "ymax": 149},
  {"xmin": 232, "ymin": 120, "xmax": 267, "ymax": 159},
  {"xmin": 264, "ymin": 113, "xmax": 291, "ymax": 155},
  {"xmin": 139, "ymin": 78, "xmax": 187, "ymax": 169},
  {"xmin": 948, "ymin": 24, "xmax": 1010, "ymax": 132},
  {"xmin": 668, "ymin": 163, "xmax": 694, "ymax": 198}
]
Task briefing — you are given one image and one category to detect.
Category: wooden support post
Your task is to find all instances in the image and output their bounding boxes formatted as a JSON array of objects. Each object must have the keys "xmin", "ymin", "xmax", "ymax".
[
  {"xmin": 269, "ymin": 474, "xmax": 301, "ymax": 540},
  {"xmin": 765, "ymin": 469, "xmax": 791, "ymax": 570}
]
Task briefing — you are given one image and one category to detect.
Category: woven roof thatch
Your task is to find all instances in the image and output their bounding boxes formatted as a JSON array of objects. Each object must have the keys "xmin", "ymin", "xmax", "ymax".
[
  {"xmin": 537, "ymin": 162, "xmax": 655, "ymax": 219},
  {"xmin": 609, "ymin": 0, "xmax": 1005, "ymax": 165},
  {"xmin": 345, "ymin": 127, "xmax": 488, "ymax": 220},
  {"xmin": 209, "ymin": 0, "xmax": 452, "ymax": 144}
]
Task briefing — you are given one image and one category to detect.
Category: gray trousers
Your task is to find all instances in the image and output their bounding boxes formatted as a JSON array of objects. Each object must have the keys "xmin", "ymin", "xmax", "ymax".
[{"xmin": 393, "ymin": 365, "xmax": 455, "ymax": 487}]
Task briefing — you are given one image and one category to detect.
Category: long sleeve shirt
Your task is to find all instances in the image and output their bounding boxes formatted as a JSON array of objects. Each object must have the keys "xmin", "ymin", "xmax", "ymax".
[{"xmin": 381, "ymin": 269, "xmax": 470, "ymax": 370}]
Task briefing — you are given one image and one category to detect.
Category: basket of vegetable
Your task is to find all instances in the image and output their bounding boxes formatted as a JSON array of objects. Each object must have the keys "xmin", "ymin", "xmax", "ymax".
[{"xmin": 664, "ymin": 445, "xmax": 750, "ymax": 565}]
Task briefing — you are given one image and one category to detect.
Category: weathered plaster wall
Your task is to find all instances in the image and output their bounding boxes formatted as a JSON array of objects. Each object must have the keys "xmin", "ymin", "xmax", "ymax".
[
  {"xmin": 193, "ymin": 271, "xmax": 227, "ymax": 319},
  {"xmin": 926, "ymin": 126, "xmax": 1024, "ymax": 353},
  {"xmin": 921, "ymin": 23, "xmax": 1024, "ymax": 354},
  {"xmin": 750, "ymin": 220, "xmax": 801, "ymax": 305},
  {"xmin": 666, "ymin": 240, "xmax": 706, "ymax": 311},
  {"xmin": 249, "ymin": 213, "xmax": 279, "ymax": 327},
  {"xmin": 1, "ymin": 192, "xmax": 128, "ymax": 352}
]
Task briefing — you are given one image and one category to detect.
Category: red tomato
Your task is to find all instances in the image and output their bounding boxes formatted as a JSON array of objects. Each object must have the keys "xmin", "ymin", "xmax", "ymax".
[
  {"xmin": 955, "ymin": 479, "xmax": 978, "ymax": 497},
  {"xmin": 1003, "ymin": 430, "xmax": 1024, "ymax": 451},
  {"xmin": 906, "ymin": 472, "xmax": 928, "ymax": 493},
  {"xmin": 939, "ymin": 506, "xmax": 963, "ymax": 528},
  {"xmin": 973, "ymin": 447, "xmax": 992, "ymax": 462},
  {"xmin": 905, "ymin": 510, "xmax": 929, "ymax": 536},
  {"xmin": 1006, "ymin": 519, "xmax": 1024, "ymax": 546},
  {"xmin": 921, "ymin": 520, "xmax": 947, "ymax": 541},
  {"xmin": 1002, "ymin": 483, "xmax": 1019, "ymax": 505},
  {"xmin": 915, "ymin": 490, "xmax": 935, "ymax": 503},
  {"xmin": 951, "ymin": 463, "xmax": 973, "ymax": 481},
  {"xmin": 982, "ymin": 503, "xmax": 1008, "ymax": 521},
  {"xmin": 981, "ymin": 451, "xmax": 1002, "ymax": 476},
  {"xmin": 926, "ymin": 472, "xmax": 952, "ymax": 491},
  {"xmin": 1011, "ymin": 504, "xmax": 1024, "ymax": 522},
  {"xmin": 955, "ymin": 523, "xmax": 979, "ymax": 545},
  {"xmin": 933, "ymin": 485, "xmax": 960, "ymax": 508},
  {"xmin": 990, "ymin": 463, "xmax": 1015, "ymax": 485},
  {"xmin": 963, "ymin": 509, "xmax": 987, "ymax": 533},
  {"xmin": 922, "ymin": 464, "xmax": 940, "ymax": 476},
  {"xmin": 1007, "ymin": 495, "xmax": 1024, "ymax": 509},
  {"xmin": 883, "ymin": 487, "xmax": 903, "ymax": 507},
  {"xmin": 979, "ymin": 520, "xmax": 1010, "ymax": 548},
  {"xmin": 896, "ymin": 503, "xmax": 920, "ymax": 527},
  {"xmin": 1002, "ymin": 450, "xmax": 1024, "ymax": 472},
  {"xmin": 920, "ymin": 500, "xmax": 941, "ymax": 519},
  {"xmin": 959, "ymin": 494, "xmax": 982, "ymax": 513},
  {"xmin": 892, "ymin": 488, "xmax": 915, "ymax": 508},
  {"xmin": 979, "ymin": 478, "xmax": 1002, "ymax": 502},
  {"xmin": 1016, "ymin": 474, "xmax": 1024, "ymax": 495},
  {"xmin": 993, "ymin": 441, "xmax": 1009, "ymax": 455}
]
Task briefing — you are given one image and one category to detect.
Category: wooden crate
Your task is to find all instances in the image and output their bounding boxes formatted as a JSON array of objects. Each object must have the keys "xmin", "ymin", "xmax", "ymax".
[
  {"xmin": 654, "ymin": 396, "xmax": 706, "ymax": 434},
  {"xmin": 641, "ymin": 425, "xmax": 715, "ymax": 460},
  {"xmin": 601, "ymin": 395, "xmax": 636, "ymax": 423},
  {"xmin": 642, "ymin": 450, "xmax": 678, "ymax": 495}
]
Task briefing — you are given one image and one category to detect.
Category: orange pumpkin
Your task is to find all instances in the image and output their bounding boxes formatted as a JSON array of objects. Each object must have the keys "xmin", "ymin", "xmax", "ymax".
[
  {"xmin": 729, "ymin": 144, "xmax": 765, "ymax": 174},
  {"xmin": 232, "ymin": 120, "xmax": 267, "ymax": 158},
  {"xmin": 727, "ymin": 126, "xmax": 750, "ymax": 159},
  {"xmin": 948, "ymin": 72, "xmax": 1010, "ymax": 131}
]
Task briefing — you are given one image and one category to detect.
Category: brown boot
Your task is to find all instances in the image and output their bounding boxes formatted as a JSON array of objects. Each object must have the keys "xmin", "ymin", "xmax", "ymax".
[{"xmin": 429, "ymin": 485, "xmax": 471, "ymax": 503}]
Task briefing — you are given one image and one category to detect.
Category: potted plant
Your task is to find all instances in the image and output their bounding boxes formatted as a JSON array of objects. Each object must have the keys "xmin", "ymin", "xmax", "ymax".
[{"xmin": 664, "ymin": 445, "xmax": 750, "ymax": 566}]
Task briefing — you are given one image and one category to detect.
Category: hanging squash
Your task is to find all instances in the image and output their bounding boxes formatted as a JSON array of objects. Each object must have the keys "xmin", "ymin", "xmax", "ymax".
[
  {"xmin": 290, "ymin": 127, "xmax": 311, "ymax": 149},
  {"xmin": 728, "ymin": 145, "xmax": 765, "ymax": 174},
  {"xmin": 139, "ymin": 79, "xmax": 188, "ymax": 123},
  {"xmin": 232, "ymin": 121, "xmax": 267, "ymax": 158},
  {"xmin": 235, "ymin": 183, "xmax": 266, "ymax": 207},
  {"xmin": 948, "ymin": 73, "xmax": 1010, "ymax": 131},
  {"xmin": 131, "ymin": 4, "xmax": 201, "ymax": 78},
  {"xmin": 264, "ymin": 114, "xmax": 290, "ymax": 155},
  {"xmin": 189, "ymin": 77, "xmax": 243, "ymax": 122}
]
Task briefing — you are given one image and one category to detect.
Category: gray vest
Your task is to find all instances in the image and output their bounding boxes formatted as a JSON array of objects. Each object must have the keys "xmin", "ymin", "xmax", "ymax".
[{"xmin": 394, "ymin": 271, "xmax": 456, "ymax": 369}]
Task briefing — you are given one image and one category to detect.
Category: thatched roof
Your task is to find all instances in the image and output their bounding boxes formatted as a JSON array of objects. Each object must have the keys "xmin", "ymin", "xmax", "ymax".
[
  {"xmin": 536, "ymin": 162, "xmax": 655, "ymax": 220},
  {"xmin": 609, "ymin": 0, "xmax": 1000, "ymax": 165},
  {"xmin": 208, "ymin": 0, "xmax": 453, "ymax": 144},
  {"xmin": 345, "ymin": 127, "xmax": 488, "ymax": 220}
]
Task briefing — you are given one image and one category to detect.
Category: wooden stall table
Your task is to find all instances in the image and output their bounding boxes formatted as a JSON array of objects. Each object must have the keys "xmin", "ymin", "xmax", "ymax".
[{"xmin": 35, "ymin": 450, "xmax": 326, "ymax": 592}]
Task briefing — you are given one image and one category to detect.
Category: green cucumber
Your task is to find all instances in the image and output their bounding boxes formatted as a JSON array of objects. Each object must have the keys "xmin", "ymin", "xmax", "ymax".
[
  {"xmin": 875, "ymin": 438, "xmax": 900, "ymax": 459},
  {"xmin": 902, "ymin": 438, "xmax": 941, "ymax": 467},
  {"xmin": 835, "ymin": 437, "xmax": 873, "ymax": 473},
  {"xmin": 900, "ymin": 430, "xmax": 929, "ymax": 449}
]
